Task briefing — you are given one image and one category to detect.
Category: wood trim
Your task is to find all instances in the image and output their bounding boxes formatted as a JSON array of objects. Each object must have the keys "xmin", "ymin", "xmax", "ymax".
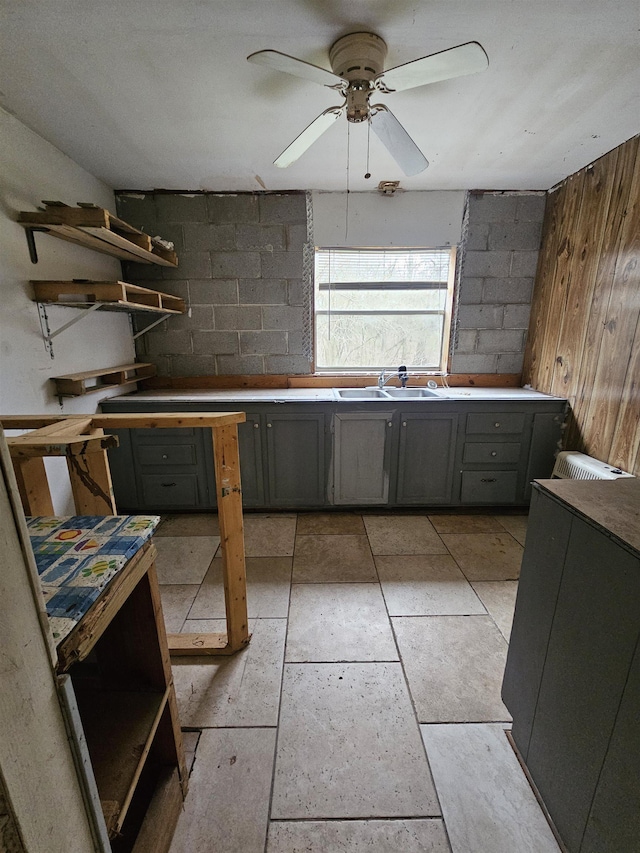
[{"xmin": 12, "ymin": 457, "xmax": 54, "ymax": 516}]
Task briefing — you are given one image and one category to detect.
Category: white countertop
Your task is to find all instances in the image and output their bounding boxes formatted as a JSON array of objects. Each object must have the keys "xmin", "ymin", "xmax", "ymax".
[{"xmin": 108, "ymin": 386, "xmax": 565, "ymax": 404}]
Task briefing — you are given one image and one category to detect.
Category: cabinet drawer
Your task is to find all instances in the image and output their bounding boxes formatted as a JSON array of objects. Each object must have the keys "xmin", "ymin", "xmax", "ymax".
[
  {"xmin": 461, "ymin": 470, "xmax": 518, "ymax": 504},
  {"xmin": 463, "ymin": 442, "xmax": 521, "ymax": 465},
  {"xmin": 138, "ymin": 444, "xmax": 197, "ymax": 467},
  {"xmin": 466, "ymin": 413, "xmax": 525, "ymax": 435},
  {"xmin": 135, "ymin": 428, "xmax": 196, "ymax": 441},
  {"xmin": 140, "ymin": 473, "xmax": 199, "ymax": 507}
]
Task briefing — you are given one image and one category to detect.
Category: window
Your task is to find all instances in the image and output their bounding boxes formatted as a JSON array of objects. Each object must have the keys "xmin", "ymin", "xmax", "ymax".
[{"xmin": 314, "ymin": 247, "xmax": 456, "ymax": 372}]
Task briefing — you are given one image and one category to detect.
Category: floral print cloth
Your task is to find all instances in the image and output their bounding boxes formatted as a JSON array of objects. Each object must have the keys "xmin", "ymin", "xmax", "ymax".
[{"xmin": 27, "ymin": 515, "xmax": 160, "ymax": 642}]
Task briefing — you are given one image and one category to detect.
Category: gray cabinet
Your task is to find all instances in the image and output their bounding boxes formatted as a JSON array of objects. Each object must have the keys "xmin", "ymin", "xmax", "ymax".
[
  {"xmin": 502, "ymin": 480, "xmax": 640, "ymax": 853},
  {"xmin": 237, "ymin": 413, "xmax": 265, "ymax": 508},
  {"xmin": 395, "ymin": 413, "xmax": 458, "ymax": 504},
  {"xmin": 264, "ymin": 411, "xmax": 326, "ymax": 507},
  {"xmin": 333, "ymin": 411, "xmax": 395, "ymax": 505}
]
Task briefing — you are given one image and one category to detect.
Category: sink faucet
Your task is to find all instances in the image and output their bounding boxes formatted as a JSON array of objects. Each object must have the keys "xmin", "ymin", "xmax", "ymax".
[{"xmin": 378, "ymin": 365, "xmax": 409, "ymax": 389}]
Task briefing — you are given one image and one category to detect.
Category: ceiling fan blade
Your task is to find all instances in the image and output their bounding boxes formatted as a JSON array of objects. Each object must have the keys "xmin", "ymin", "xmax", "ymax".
[
  {"xmin": 274, "ymin": 106, "xmax": 344, "ymax": 168},
  {"xmin": 370, "ymin": 105, "xmax": 429, "ymax": 176},
  {"xmin": 378, "ymin": 41, "xmax": 488, "ymax": 92},
  {"xmin": 247, "ymin": 50, "xmax": 343, "ymax": 88}
]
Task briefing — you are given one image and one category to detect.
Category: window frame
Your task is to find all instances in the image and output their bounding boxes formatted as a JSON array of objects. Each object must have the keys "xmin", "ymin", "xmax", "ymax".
[{"xmin": 313, "ymin": 246, "xmax": 457, "ymax": 374}]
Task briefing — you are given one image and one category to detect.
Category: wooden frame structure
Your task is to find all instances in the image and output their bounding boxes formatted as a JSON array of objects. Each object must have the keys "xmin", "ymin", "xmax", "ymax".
[{"xmin": 1, "ymin": 412, "xmax": 250, "ymax": 657}]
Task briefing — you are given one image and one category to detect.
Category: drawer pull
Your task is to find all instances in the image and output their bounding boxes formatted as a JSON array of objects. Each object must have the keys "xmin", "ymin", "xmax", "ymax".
[
  {"xmin": 481, "ymin": 477, "xmax": 497, "ymax": 483},
  {"xmin": 402, "ymin": 421, "xmax": 407, "ymax": 427},
  {"xmin": 161, "ymin": 482, "xmax": 177, "ymax": 488},
  {"xmin": 494, "ymin": 422, "xmax": 501, "ymax": 428},
  {"xmin": 267, "ymin": 423, "xmax": 272, "ymax": 428},
  {"xmin": 491, "ymin": 451, "xmax": 497, "ymax": 457},
  {"xmin": 253, "ymin": 423, "xmax": 259, "ymax": 429},
  {"xmin": 387, "ymin": 421, "xmax": 392, "ymax": 428},
  {"xmin": 162, "ymin": 454, "xmax": 168, "ymax": 459}
]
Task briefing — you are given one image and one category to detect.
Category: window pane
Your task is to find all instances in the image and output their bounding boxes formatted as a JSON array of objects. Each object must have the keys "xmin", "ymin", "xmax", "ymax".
[
  {"xmin": 316, "ymin": 288, "xmax": 447, "ymax": 311},
  {"xmin": 316, "ymin": 313, "xmax": 444, "ymax": 370},
  {"xmin": 315, "ymin": 249, "xmax": 450, "ymax": 283}
]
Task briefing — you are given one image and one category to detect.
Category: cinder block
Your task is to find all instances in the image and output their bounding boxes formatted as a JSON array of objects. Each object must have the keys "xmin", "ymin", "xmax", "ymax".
[
  {"xmin": 235, "ymin": 224, "xmax": 285, "ymax": 251},
  {"xmin": 287, "ymin": 279, "xmax": 307, "ymax": 306},
  {"xmin": 497, "ymin": 352, "xmax": 525, "ymax": 373},
  {"xmin": 211, "ymin": 251, "xmax": 261, "ymax": 279},
  {"xmin": 207, "ymin": 193, "xmax": 259, "ymax": 224},
  {"xmin": 214, "ymin": 306, "xmax": 262, "ymax": 331},
  {"xmin": 455, "ymin": 330, "xmax": 478, "ymax": 353},
  {"xmin": 192, "ymin": 330, "xmax": 239, "ymax": 355},
  {"xmin": 240, "ymin": 331, "xmax": 288, "ymax": 356},
  {"xmin": 466, "ymin": 222, "xmax": 489, "ymax": 251},
  {"xmin": 488, "ymin": 221, "xmax": 543, "ymax": 252},
  {"xmin": 170, "ymin": 355, "xmax": 217, "ymax": 377},
  {"xmin": 145, "ymin": 280, "xmax": 189, "ymax": 301},
  {"xmin": 287, "ymin": 331, "xmax": 306, "ymax": 355},
  {"xmin": 262, "ymin": 306, "xmax": 304, "ymax": 331},
  {"xmin": 216, "ymin": 354, "xmax": 265, "ymax": 375},
  {"xmin": 457, "ymin": 304, "xmax": 504, "ymax": 329},
  {"xmin": 190, "ymin": 279, "xmax": 238, "ymax": 305},
  {"xmin": 450, "ymin": 353, "xmax": 498, "ymax": 373},
  {"xmin": 163, "ymin": 252, "xmax": 211, "ymax": 280},
  {"xmin": 503, "ymin": 304, "xmax": 532, "ymax": 329},
  {"xmin": 156, "ymin": 193, "xmax": 208, "ymax": 222},
  {"xmin": 477, "ymin": 329, "xmax": 525, "ymax": 353},
  {"xmin": 458, "ymin": 278, "xmax": 484, "ymax": 304},
  {"xmin": 470, "ymin": 193, "xmax": 518, "ymax": 223},
  {"xmin": 146, "ymin": 330, "xmax": 192, "ymax": 356},
  {"xmin": 259, "ymin": 193, "xmax": 306, "ymax": 224},
  {"xmin": 264, "ymin": 355, "xmax": 312, "ymax": 374},
  {"xmin": 464, "ymin": 251, "xmax": 511, "ymax": 278},
  {"xmin": 122, "ymin": 261, "xmax": 163, "ymax": 281},
  {"xmin": 286, "ymin": 223, "xmax": 308, "ymax": 250},
  {"xmin": 183, "ymin": 223, "xmax": 235, "ymax": 252},
  {"xmin": 261, "ymin": 251, "xmax": 304, "ymax": 279},
  {"xmin": 166, "ymin": 305, "xmax": 214, "ymax": 331},
  {"xmin": 516, "ymin": 194, "xmax": 547, "ymax": 222},
  {"xmin": 483, "ymin": 278, "xmax": 534, "ymax": 304},
  {"xmin": 115, "ymin": 193, "xmax": 158, "ymax": 230},
  {"xmin": 510, "ymin": 251, "xmax": 540, "ymax": 278},
  {"xmin": 150, "ymin": 355, "xmax": 171, "ymax": 377},
  {"xmin": 239, "ymin": 279, "xmax": 287, "ymax": 305}
]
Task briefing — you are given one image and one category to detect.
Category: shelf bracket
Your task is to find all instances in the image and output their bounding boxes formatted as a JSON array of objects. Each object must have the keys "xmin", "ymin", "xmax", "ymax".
[
  {"xmin": 132, "ymin": 314, "xmax": 171, "ymax": 340},
  {"xmin": 37, "ymin": 302, "xmax": 102, "ymax": 359},
  {"xmin": 24, "ymin": 227, "xmax": 50, "ymax": 264}
]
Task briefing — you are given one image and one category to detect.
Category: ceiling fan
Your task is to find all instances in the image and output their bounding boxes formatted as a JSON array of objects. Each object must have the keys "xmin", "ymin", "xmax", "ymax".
[{"xmin": 248, "ymin": 32, "xmax": 488, "ymax": 176}]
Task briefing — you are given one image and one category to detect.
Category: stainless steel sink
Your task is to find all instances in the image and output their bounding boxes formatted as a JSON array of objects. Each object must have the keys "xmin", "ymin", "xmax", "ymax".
[
  {"xmin": 336, "ymin": 388, "xmax": 389, "ymax": 399},
  {"xmin": 383, "ymin": 387, "xmax": 441, "ymax": 398}
]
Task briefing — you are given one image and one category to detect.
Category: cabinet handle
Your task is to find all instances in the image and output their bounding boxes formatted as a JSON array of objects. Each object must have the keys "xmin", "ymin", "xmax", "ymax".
[
  {"xmin": 267, "ymin": 423, "xmax": 272, "ymax": 428},
  {"xmin": 491, "ymin": 451, "xmax": 497, "ymax": 457},
  {"xmin": 253, "ymin": 423, "xmax": 259, "ymax": 429},
  {"xmin": 494, "ymin": 422, "xmax": 501, "ymax": 428},
  {"xmin": 402, "ymin": 421, "xmax": 407, "ymax": 427},
  {"xmin": 162, "ymin": 454, "xmax": 168, "ymax": 459},
  {"xmin": 481, "ymin": 477, "xmax": 497, "ymax": 483},
  {"xmin": 161, "ymin": 482, "xmax": 176, "ymax": 488},
  {"xmin": 387, "ymin": 421, "xmax": 392, "ymax": 428}
]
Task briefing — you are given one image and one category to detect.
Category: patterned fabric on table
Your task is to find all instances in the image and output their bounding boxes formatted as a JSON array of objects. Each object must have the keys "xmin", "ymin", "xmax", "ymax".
[{"xmin": 27, "ymin": 515, "xmax": 160, "ymax": 643}]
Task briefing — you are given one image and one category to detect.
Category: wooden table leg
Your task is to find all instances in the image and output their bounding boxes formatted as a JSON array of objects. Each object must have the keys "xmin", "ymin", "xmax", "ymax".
[
  {"xmin": 66, "ymin": 429, "xmax": 117, "ymax": 515},
  {"xmin": 12, "ymin": 457, "xmax": 54, "ymax": 516}
]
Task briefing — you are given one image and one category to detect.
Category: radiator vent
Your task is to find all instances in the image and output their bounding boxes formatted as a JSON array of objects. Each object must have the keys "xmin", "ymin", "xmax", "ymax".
[{"xmin": 552, "ymin": 451, "xmax": 635, "ymax": 481}]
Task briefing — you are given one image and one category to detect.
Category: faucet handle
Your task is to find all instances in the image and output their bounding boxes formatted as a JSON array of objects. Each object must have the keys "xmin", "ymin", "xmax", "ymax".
[{"xmin": 398, "ymin": 364, "xmax": 408, "ymax": 388}]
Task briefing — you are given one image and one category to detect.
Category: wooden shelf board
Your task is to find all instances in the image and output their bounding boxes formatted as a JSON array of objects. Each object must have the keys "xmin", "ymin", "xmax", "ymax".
[
  {"xmin": 73, "ymin": 685, "xmax": 170, "ymax": 837},
  {"xmin": 52, "ymin": 363, "xmax": 156, "ymax": 397}
]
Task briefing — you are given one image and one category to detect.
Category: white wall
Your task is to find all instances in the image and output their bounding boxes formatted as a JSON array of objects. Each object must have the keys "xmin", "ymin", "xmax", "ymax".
[
  {"xmin": 0, "ymin": 109, "xmax": 135, "ymax": 510},
  {"xmin": 312, "ymin": 190, "xmax": 465, "ymax": 248}
]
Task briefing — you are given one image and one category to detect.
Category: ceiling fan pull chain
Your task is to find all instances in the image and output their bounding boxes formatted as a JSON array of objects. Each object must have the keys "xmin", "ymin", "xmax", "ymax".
[
  {"xmin": 365, "ymin": 120, "xmax": 371, "ymax": 179},
  {"xmin": 345, "ymin": 122, "xmax": 351, "ymax": 241}
]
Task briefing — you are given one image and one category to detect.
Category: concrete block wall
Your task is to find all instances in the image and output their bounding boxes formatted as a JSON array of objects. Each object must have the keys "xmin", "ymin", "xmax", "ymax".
[
  {"xmin": 451, "ymin": 191, "xmax": 546, "ymax": 374},
  {"xmin": 115, "ymin": 191, "xmax": 311, "ymax": 376}
]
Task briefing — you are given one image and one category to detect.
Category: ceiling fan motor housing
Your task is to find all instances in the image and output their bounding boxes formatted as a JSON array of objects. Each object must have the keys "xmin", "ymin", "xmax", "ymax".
[{"xmin": 329, "ymin": 32, "xmax": 387, "ymax": 122}]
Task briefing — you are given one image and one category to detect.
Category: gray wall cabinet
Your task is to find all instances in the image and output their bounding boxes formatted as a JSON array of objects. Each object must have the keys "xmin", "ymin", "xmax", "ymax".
[
  {"xmin": 502, "ymin": 481, "xmax": 640, "ymax": 853},
  {"xmin": 103, "ymin": 397, "xmax": 564, "ymax": 512}
]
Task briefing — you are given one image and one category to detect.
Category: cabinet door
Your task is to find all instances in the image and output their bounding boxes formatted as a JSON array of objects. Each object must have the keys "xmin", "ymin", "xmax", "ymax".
[
  {"xmin": 333, "ymin": 411, "xmax": 394, "ymax": 505},
  {"xmin": 395, "ymin": 413, "xmax": 458, "ymax": 504},
  {"xmin": 265, "ymin": 412, "xmax": 326, "ymax": 507},
  {"xmin": 237, "ymin": 414, "xmax": 265, "ymax": 508}
]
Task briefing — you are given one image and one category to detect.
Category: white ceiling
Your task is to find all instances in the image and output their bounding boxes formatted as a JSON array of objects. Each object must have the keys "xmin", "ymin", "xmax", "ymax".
[{"xmin": 1, "ymin": 1, "xmax": 639, "ymax": 193}]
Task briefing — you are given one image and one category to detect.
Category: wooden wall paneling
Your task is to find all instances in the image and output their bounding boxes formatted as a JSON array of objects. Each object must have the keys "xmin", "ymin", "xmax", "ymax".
[
  {"xmin": 609, "ymin": 311, "xmax": 640, "ymax": 474},
  {"xmin": 548, "ymin": 153, "xmax": 617, "ymax": 400},
  {"xmin": 522, "ymin": 181, "xmax": 567, "ymax": 387}
]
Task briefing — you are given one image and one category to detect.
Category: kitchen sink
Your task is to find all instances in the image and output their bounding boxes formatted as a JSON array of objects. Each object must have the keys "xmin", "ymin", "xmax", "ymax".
[
  {"xmin": 336, "ymin": 388, "xmax": 389, "ymax": 399},
  {"xmin": 383, "ymin": 387, "xmax": 441, "ymax": 398}
]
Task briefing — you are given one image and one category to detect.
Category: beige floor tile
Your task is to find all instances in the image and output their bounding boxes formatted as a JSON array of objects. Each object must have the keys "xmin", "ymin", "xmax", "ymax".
[
  {"xmin": 296, "ymin": 512, "xmax": 365, "ymax": 535},
  {"xmin": 271, "ymin": 662, "xmax": 440, "ymax": 819},
  {"xmin": 154, "ymin": 536, "xmax": 219, "ymax": 584},
  {"xmin": 169, "ymin": 728, "xmax": 276, "ymax": 853},
  {"xmin": 428, "ymin": 514, "xmax": 505, "ymax": 534},
  {"xmin": 441, "ymin": 533, "xmax": 523, "ymax": 580},
  {"xmin": 376, "ymin": 555, "xmax": 486, "ymax": 616},
  {"xmin": 156, "ymin": 513, "xmax": 220, "ymax": 536},
  {"xmin": 364, "ymin": 516, "xmax": 447, "ymax": 556},
  {"xmin": 159, "ymin": 584, "xmax": 199, "ymax": 632},
  {"xmin": 471, "ymin": 581, "xmax": 519, "ymax": 641},
  {"xmin": 286, "ymin": 583, "xmax": 398, "ymax": 662},
  {"xmin": 496, "ymin": 514, "xmax": 528, "ymax": 546},
  {"xmin": 189, "ymin": 556, "xmax": 292, "ymax": 619},
  {"xmin": 244, "ymin": 514, "xmax": 297, "ymax": 556},
  {"xmin": 421, "ymin": 724, "xmax": 561, "ymax": 853},
  {"xmin": 393, "ymin": 616, "xmax": 511, "ymax": 723},
  {"xmin": 172, "ymin": 618, "xmax": 286, "ymax": 727},
  {"xmin": 267, "ymin": 819, "xmax": 451, "ymax": 852},
  {"xmin": 293, "ymin": 535, "xmax": 377, "ymax": 583}
]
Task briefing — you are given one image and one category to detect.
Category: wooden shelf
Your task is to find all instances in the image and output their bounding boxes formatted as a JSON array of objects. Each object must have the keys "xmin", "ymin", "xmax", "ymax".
[
  {"xmin": 52, "ymin": 362, "xmax": 156, "ymax": 397},
  {"xmin": 18, "ymin": 202, "xmax": 178, "ymax": 266},
  {"xmin": 31, "ymin": 281, "xmax": 185, "ymax": 314},
  {"xmin": 73, "ymin": 686, "xmax": 170, "ymax": 837}
]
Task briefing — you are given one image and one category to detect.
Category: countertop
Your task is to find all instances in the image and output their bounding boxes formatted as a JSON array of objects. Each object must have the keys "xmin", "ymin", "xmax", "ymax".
[{"xmin": 108, "ymin": 387, "xmax": 565, "ymax": 404}]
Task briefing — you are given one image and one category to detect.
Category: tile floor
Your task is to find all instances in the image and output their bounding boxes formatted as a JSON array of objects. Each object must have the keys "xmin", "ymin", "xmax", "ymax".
[{"xmin": 155, "ymin": 511, "xmax": 560, "ymax": 853}]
